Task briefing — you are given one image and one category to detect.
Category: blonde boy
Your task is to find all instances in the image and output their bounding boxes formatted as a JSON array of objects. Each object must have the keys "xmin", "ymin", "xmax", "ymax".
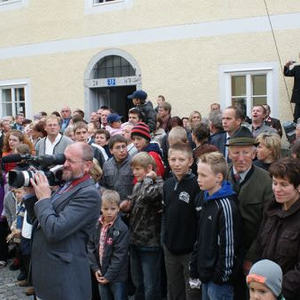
[
  {"xmin": 191, "ymin": 152, "xmax": 241, "ymax": 300},
  {"xmin": 162, "ymin": 143, "xmax": 200, "ymax": 299},
  {"xmin": 120, "ymin": 152, "xmax": 164, "ymax": 300}
]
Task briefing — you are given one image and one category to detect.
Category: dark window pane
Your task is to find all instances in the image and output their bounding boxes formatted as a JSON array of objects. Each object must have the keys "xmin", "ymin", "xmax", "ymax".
[
  {"xmin": 15, "ymin": 88, "xmax": 25, "ymax": 102},
  {"xmin": 252, "ymin": 75, "xmax": 266, "ymax": 96},
  {"xmin": 93, "ymin": 55, "xmax": 135, "ymax": 79},
  {"xmin": 252, "ymin": 96, "xmax": 267, "ymax": 106},
  {"xmin": 2, "ymin": 89, "xmax": 12, "ymax": 102},
  {"xmin": 231, "ymin": 75, "xmax": 246, "ymax": 96},
  {"xmin": 2, "ymin": 102, "xmax": 12, "ymax": 116}
]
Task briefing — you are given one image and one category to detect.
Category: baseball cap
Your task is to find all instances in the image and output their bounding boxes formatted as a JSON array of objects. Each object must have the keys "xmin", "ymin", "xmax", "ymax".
[
  {"xmin": 107, "ymin": 113, "xmax": 122, "ymax": 124},
  {"xmin": 127, "ymin": 90, "xmax": 147, "ymax": 100}
]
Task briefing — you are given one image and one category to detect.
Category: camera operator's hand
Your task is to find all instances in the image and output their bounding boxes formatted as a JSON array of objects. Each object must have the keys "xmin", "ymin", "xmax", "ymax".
[{"xmin": 30, "ymin": 172, "xmax": 52, "ymax": 201}]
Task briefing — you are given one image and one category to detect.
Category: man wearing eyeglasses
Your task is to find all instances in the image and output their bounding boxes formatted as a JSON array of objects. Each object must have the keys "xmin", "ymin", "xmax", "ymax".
[
  {"xmin": 226, "ymin": 128, "xmax": 273, "ymax": 300},
  {"xmin": 101, "ymin": 134, "xmax": 134, "ymax": 201},
  {"xmin": 24, "ymin": 142, "xmax": 101, "ymax": 300}
]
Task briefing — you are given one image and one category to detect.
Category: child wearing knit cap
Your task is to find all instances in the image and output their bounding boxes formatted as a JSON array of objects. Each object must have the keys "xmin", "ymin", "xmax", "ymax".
[
  {"xmin": 131, "ymin": 122, "xmax": 165, "ymax": 179},
  {"xmin": 247, "ymin": 259, "xmax": 285, "ymax": 300}
]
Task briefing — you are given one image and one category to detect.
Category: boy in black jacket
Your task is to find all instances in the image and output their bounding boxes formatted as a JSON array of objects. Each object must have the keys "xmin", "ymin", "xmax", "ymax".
[
  {"xmin": 88, "ymin": 190, "xmax": 129, "ymax": 300},
  {"xmin": 162, "ymin": 143, "xmax": 201, "ymax": 300},
  {"xmin": 120, "ymin": 152, "xmax": 164, "ymax": 300},
  {"xmin": 191, "ymin": 152, "xmax": 241, "ymax": 300}
]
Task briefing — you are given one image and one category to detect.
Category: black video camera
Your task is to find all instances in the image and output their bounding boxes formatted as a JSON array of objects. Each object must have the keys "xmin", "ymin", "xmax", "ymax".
[{"xmin": 2, "ymin": 153, "xmax": 66, "ymax": 188}]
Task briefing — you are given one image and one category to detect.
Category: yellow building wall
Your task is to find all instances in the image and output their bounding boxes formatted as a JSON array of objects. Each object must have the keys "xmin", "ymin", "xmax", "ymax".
[
  {"xmin": 0, "ymin": 28, "xmax": 298, "ymax": 121},
  {"xmin": 0, "ymin": 0, "xmax": 300, "ymax": 122},
  {"xmin": 1, "ymin": 0, "xmax": 300, "ymax": 47}
]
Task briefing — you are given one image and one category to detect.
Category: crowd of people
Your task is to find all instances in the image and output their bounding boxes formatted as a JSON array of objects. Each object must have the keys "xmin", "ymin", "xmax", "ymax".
[{"xmin": 0, "ymin": 89, "xmax": 300, "ymax": 300}]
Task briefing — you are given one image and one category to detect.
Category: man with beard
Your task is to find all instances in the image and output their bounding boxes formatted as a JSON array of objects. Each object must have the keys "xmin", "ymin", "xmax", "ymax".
[{"xmin": 24, "ymin": 142, "xmax": 100, "ymax": 300}]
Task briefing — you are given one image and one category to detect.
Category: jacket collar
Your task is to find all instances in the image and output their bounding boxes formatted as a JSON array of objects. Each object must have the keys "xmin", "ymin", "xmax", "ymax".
[
  {"xmin": 53, "ymin": 178, "xmax": 94, "ymax": 209},
  {"xmin": 267, "ymin": 197, "xmax": 300, "ymax": 218},
  {"xmin": 113, "ymin": 154, "xmax": 130, "ymax": 166},
  {"xmin": 204, "ymin": 181, "xmax": 235, "ymax": 201}
]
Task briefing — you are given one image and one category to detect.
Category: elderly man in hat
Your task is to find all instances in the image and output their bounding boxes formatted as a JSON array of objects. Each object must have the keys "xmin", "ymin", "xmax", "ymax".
[
  {"xmin": 128, "ymin": 90, "xmax": 157, "ymax": 133},
  {"xmin": 226, "ymin": 127, "xmax": 273, "ymax": 300}
]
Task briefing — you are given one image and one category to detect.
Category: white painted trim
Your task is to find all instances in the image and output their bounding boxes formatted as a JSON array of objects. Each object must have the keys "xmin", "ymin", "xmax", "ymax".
[
  {"xmin": 1, "ymin": 12, "xmax": 300, "ymax": 59},
  {"xmin": 219, "ymin": 62, "xmax": 279, "ymax": 118},
  {"xmin": 86, "ymin": 76, "xmax": 141, "ymax": 88},
  {"xmin": 84, "ymin": 0, "xmax": 132, "ymax": 14},
  {"xmin": 84, "ymin": 48, "xmax": 141, "ymax": 117},
  {"xmin": 0, "ymin": 0, "xmax": 28, "ymax": 12},
  {"xmin": 84, "ymin": 48, "xmax": 142, "ymax": 82},
  {"xmin": 0, "ymin": 78, "xmax": 32, "ymax": 118}
]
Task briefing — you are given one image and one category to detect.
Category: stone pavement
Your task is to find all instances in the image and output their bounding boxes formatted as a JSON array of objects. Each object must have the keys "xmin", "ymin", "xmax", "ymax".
[{"xmin": 0, "ymin": 262, "xmax": 33, "ymax": 300}]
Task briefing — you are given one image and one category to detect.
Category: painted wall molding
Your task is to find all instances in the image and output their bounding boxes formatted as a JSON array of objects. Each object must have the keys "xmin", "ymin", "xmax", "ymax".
[{"xmin": 0, "ymin": 12, "xmax": 300, "ymax": 60}]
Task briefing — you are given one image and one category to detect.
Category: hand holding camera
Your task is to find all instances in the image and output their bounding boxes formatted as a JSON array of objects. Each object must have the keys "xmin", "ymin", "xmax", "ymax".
[{"xmin": 30, "ymin": 172, "xmax": 52, "ymax": 201}]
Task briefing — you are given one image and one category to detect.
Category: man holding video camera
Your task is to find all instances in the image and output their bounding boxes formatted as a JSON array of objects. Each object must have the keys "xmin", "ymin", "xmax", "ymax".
[{"xmin": 24, "ymin": 142, "xmax": 100, "ymax": 300}]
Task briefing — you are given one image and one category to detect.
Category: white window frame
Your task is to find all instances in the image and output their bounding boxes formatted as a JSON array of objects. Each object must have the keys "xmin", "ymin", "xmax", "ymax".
[
  {"xmin": 85, "ymin": 0, "xmax": 132, "ymax": 14},
  {"xmin": 0, "ymin": 0, "xmax": 28, "ymax": 12},
  {"xmin": 219, "ymin": 62, "xmax": 279, "ymax": 118},
  {"xmin": 0, "ymin": 79, "xmax": 31, "ymax": 119}
]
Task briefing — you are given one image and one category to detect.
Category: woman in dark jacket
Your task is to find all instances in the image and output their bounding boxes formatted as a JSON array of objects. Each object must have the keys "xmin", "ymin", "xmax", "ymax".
[
  {"xmin": 256, "ymin": 157, "xmax": 300, "ymax": 300},
  {"xmin": 254, "ymin": 132, "xmax": 281, "ymax": 171}
]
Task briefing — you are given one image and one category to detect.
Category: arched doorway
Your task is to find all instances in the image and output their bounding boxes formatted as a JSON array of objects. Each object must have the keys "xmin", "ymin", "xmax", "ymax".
[{"xmin": 84, "ymin": 49, "xmax": 142, "ymax": 120}]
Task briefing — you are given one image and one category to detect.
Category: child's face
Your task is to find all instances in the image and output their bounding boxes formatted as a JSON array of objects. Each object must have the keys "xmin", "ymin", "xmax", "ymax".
[
  {"xmin": 95, "ymin": 133, "xmax": 108, "ymax": 147},
  {"xmin": 197, "ymin": 162, "xmax": 223, "ymax": 195},
  {"xmin": 132, "ymin": 136, "xmax": 148, "ymax": 151},
  {"xmin": 14, "ymin": 189, "xmax": 25, "ymax": 202},
  {"xmin": 168, "ymin": 150, "xmax": 193, "ymax": 180},
  {"xmin": 128, "ymin": 113, "xmax": 139, "ymax": 125},
  {"xmin": 132, "ymin": 164, "xmax": 152, "ymax": 182},
  {"xmin": 74, "ymin": 128, "xmax": 89, "ymax": 142},
  {"xmin": 8, "ymin": 134, "xmax": 20, "ymax": 151},
  {"xmin": 132, "ymin": 98, "xmax": 141, "ymax": 106},
  {"xmin": 101, "ymin": 201, "xmax": 119, "ymax": 223},
  {"xmin": 249, "ymin": 282, "xmax": 277, "ymax": 300},
  {"xmin": 110, "ymin": 121, "xmax": 121, "ymax": 129},
  {"xmin": 110, "ymin": 142, "xmax": 128, "ymax": 162}
]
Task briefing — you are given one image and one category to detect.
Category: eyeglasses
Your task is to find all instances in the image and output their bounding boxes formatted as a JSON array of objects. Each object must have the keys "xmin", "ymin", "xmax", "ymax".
[
  {"xmin": 65, "ymin": 158, "xmax": 85, "ymax": 164},
  {"xmin": 113, "ymin": 145, "xmax": 127, "ymax": 150}
]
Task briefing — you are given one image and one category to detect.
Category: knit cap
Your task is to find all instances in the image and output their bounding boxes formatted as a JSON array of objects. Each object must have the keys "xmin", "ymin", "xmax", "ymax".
[
  {"xmin": 246, "ymin": 259, "xmax": 282, "ymax": 297},
  {"xmin": 131, "ymin": 122, "xmax": 151, "ymax": 141}
]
